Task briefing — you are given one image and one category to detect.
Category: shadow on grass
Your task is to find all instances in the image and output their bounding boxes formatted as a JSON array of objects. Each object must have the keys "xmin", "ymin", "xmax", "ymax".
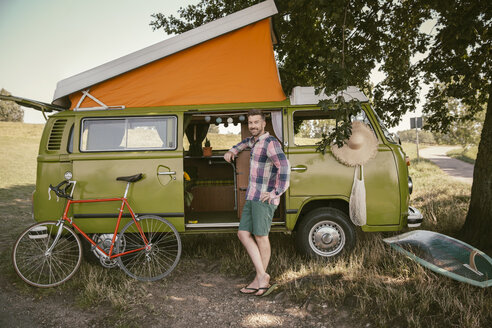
[
  {"xmin": 0, "ymin": 184, "xmax": 38, "ymax": 288},
  {"xmin": 180, "ymin": 230, "xmax": 492, "ymax": 328},
  {"xmin": 0, "ymin": 184, "xmax": 37, "ymax": 240},
  {"xmin": 2, "ymin": 181, "xmax": 489, "ymax": 327}
]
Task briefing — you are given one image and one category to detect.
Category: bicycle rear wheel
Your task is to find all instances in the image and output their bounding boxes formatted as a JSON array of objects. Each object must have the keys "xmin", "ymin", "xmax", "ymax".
[
  {"xmin": 116, "ymin": 215, "xmax": 181, "ymax": 281},
  {"xmin": 12, "ymin": 221, "xmax": 82, "ymax": 287}
]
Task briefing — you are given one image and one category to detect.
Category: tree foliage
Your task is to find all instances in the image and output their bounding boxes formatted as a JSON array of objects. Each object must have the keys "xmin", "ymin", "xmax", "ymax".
[
  {"xmin": 420, "ymin": 0, "xmax": 490, "ymax": 133},
  {"xmin": 439, "ymin": 98, "xmax": 485, "ymax": 150},
  {"xmin": 417, "ymin": 0, "xmax": 491, "ymax": 249},
  {"xmin": 0, "ymin": 88, "xmax": 23, "ymax": 122},
  {"xmin": 151, "ymin": 0, "xmax": 429, "ymax": 148},
  {"xmin": 151, "ymin": 0, "xmax": 492, "ymax": 249}
]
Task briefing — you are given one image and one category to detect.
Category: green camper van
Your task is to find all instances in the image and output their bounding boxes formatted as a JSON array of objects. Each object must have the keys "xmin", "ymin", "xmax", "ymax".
[
  {"xmin": 31, "ymin": 85, "xmax": 422, "ymax": 260},
  {"xmin": 13, "ymin": 0, "xmax": 422, "ymax": 261}
]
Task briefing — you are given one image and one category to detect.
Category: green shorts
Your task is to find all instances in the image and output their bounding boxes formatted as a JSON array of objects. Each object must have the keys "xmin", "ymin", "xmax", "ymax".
[{"xmin": 239, "ymin": 200, "xmax": 277, "ymax": 236}]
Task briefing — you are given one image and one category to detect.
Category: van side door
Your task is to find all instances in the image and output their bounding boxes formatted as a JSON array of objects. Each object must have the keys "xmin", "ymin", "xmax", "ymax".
[
  {"xmin": 286, "ymin": 108, "xmax": 401, "ymax": 227},
  {"xmin": 70, "ymin": 113, "xmax": 184, "ymax": 233}
]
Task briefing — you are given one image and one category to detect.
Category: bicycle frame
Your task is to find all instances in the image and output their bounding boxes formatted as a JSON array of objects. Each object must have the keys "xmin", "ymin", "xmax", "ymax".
[{"xmin": 56, "ymin": 182, "xmax": 150, "ymax": 260}]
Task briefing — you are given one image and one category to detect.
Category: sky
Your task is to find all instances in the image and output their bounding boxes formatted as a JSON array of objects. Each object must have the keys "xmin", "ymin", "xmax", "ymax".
[
  {"xmin": 0, "ymin": 0, "xmax": 420, "ymax": 131},
  {"xmin": 0, "ymin": 0, "xmax": 200, "ymax": 123}
]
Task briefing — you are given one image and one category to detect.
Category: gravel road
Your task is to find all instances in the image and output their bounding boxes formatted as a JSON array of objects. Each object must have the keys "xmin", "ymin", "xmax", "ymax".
[{"xmin": 418, "ymin": 146, "xmax": 473, "ymax": 184}]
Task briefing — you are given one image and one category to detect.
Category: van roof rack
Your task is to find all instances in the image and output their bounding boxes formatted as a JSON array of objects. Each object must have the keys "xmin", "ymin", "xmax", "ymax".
[{"xmin": 290, "ymin": 86, "xmax": 369, "ymax": 105}]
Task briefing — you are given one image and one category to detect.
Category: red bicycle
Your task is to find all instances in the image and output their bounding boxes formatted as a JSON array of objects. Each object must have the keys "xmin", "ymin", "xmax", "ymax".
[{"xmin": 12, "ymin": 173, "xmax": 181, "ymax": 287}]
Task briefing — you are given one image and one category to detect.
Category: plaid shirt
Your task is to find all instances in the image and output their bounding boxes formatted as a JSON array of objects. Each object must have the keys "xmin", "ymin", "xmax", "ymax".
[{"xmin": 229, "ymin": 132, "xmax": 290, "ymax": 206}]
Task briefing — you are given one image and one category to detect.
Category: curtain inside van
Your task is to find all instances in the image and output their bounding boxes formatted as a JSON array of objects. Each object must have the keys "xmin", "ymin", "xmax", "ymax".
[
  {"xmin": 271, "ymin": 111, "xmax": 283, "ymax": 142},
  {"xmin": 185, "ymin": 124, "xmax": 210, "ymax": 156}
]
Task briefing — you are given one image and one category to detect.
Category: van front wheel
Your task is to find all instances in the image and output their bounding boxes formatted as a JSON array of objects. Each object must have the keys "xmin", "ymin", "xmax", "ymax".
[{"xmin": 296, "ymin": 207, "xmax": 356, "ymax": 258}]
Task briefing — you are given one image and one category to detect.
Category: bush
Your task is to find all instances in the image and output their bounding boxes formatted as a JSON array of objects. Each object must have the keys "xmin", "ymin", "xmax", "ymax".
[
  {"xmin": 397, "ymin": 129, "xmax": 436, "ymax": 144},
  {"xmin": 0, "ymin": 88, "xmax": 23, "ymax": 122}
]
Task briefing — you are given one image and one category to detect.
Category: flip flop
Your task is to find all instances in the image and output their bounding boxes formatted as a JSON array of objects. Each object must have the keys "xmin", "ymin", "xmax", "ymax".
[
  {"xmin": 240, "ymin": 287, "xmax": 258, "ymax": 294},
  {"xmin": 256, "ymin": 283, "xmax": 278, "ymax": 297}
]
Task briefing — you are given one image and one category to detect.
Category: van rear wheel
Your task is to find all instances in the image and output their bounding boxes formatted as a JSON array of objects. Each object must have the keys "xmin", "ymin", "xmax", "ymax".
[{"xmin": 296, "ymin": 207, "xmax": 356, "ymax": 258}]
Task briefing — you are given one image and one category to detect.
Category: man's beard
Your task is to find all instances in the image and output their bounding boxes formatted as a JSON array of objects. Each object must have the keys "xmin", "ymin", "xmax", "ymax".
[{"xmin": 250, "ymin": 128, "xmax": 263, "ymax": 137}]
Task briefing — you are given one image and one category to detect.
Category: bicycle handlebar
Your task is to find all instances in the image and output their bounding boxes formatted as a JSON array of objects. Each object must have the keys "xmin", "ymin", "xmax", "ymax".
[{"xmin": 49, "ymin": 180, "xmax": 73, "ymax": 200}]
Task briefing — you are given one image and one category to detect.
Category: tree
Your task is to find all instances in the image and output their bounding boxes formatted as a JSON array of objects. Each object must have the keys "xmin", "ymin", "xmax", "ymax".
[
  {"xmin": 151, "ymin": 0, "xmax": 429, "ymax": 147},
  {"xmin": 423, "ymin": 95, "xmax": 486, "ymax": 148},
  {"xmin": 441, "ymin": 97, "xmax": 484, "ymax": 150},
  {"xmin": 151, "ymin": 0, "xmax": 491, "ymax": 250},
  {"xmin": 0, "ymin": 88, "xmax": 24, "ymax": 122},
  {"xmin": 419, "ymin": 0, "xmax": 491, "ymax": 251}
]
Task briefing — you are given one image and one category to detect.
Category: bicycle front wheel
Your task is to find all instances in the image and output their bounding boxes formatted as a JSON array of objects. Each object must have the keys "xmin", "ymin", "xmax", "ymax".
[
  {"xmin": 12, "ymin": 221, "xmax": 82, "ymax": 287},
  {"xmin": 117, "ymin": 215, "xmax": 181, "ymax": 281}
]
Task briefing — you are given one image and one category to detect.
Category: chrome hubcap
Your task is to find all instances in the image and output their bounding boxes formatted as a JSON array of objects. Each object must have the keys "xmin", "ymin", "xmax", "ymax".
[{"xmin": 309, "ymin": 221, "xmax": 345, "ymax": 257}]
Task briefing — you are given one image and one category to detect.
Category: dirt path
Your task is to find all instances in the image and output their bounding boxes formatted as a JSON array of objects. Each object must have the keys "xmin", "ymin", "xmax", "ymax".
[
  {"xmin": 0, "ymin": 185, "xmax": 363, "ymax": 327},
  {"xmin": 1, "ymin": 257, "xmax": 364, "ymax": 328},
  {"xmin": 419, "ymin": 146, "xmax": 474, "ymax": 184},
  {"xmin": 143, "ymin": 259, "xmax": 360, "ymax": 328}
]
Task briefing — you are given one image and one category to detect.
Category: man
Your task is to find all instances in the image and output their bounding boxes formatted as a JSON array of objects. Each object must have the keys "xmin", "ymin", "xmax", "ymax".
[{"xmin": 224, "ymin": 109, "xmax": 290, "ymax": 296}]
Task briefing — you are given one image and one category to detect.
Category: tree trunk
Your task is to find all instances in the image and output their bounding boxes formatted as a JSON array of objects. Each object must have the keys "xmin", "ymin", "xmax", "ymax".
[{"xmin": 460, "ymin": 85, "xmax": 492, "ymax": 255}]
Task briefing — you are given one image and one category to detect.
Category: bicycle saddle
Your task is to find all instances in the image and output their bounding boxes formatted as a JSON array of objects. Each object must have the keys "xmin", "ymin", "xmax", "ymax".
[{"xmin": 116, "ymin": 173, "xmax": 143, "ymax": 183}]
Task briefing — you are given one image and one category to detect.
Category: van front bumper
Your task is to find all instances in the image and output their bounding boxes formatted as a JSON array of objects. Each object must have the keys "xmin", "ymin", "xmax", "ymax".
[{"xmin": 407, "ymin": 206, "xmax": 423, "ymax": 228}]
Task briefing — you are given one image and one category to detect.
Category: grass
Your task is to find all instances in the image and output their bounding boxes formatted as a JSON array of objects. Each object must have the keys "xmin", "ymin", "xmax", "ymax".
[
  {"xmin": 177, "ymin": 147, "xmax": 487, "ymax": 328},
  {"xmin": 446, "ymin": 146, "xmax": 478, "ymax": 164},
  {"xmin": 0, "ymin": 122, "xmax": 44, "ymax": 187},
  {"xmin": 0, "ymin": 122, "xmax": 45, "ymax": 283},
  {"xmin": 401, "ymin": 141, "xmax": 429, "ymax": 162},
  {"xmin": 401, "ymin": 143, "xmax": 473, "ymax": 234},
  {"xmin": 1, "ymin": 122, "xmax": 490, "ymax": 328}
]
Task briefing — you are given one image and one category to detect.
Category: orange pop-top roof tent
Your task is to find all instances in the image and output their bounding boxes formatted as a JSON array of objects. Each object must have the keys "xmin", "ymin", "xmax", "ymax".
[{"xmin": 52, "ymin": 0, "xmax": 286, "ymax": 110}]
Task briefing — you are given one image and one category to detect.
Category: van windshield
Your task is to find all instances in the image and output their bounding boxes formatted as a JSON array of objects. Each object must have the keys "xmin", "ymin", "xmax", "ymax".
[{"xmin": 372, "ymin": 110, "xmax": 398, "ymax": 144}]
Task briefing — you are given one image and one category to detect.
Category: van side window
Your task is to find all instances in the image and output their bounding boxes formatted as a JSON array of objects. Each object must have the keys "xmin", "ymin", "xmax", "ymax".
[
  {"xmin": 293, "ymin": 110, "xmax": 336, "ymax": 146},
  {"xmin": 80, "ymin": 117, "xmax": 177, "ymax": 152}
]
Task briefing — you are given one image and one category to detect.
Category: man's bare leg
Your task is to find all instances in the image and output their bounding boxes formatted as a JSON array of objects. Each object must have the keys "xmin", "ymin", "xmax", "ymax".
[
  {"xmin": 238, "ymin": 230, "xmax": 269, "ymax": 293},
  {"xmin": 254, "ymin": 235, "xmax": 271, "ymax": 272},
  {"xmin": 254, "ymin": 235, "xmax": 271, "ymax": 295}
]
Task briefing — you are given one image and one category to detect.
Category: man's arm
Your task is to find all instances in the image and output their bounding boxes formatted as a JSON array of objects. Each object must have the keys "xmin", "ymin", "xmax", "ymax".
[
  {"xmin": 266, "ymin": 139, "xmax": 290, "ymax": 198},
  {"xmin": 224, "ymin": 138, "xmax": 250, "ymax": 163}
]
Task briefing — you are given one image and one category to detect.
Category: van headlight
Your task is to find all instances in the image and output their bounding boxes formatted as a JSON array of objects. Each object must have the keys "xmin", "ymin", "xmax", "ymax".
[
  {"xmin": 408, "ymin": 176, "xmax": 413, "ymax": 195},
  {"xmin": 64, "ymin": 171, "xmax": 73, "ymax": 181}
]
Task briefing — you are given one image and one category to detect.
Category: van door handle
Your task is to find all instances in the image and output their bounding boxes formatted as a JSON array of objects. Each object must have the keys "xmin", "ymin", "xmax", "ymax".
[
  {"xmin": 158, "ymin": 171, "xmax": 176, "ymax": 176},
  {"xmin": 158, "ymin": 171, "xmax": 176, "ymax": 180},
  {"xmin": 291, "ymin": 166, "xmax": 307, "ymax": 172}
]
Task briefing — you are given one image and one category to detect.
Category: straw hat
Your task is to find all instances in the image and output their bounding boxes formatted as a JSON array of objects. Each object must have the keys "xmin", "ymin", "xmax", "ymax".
[{"xmin": 331, "ymin": 121, "xmax": 378, "ymax": 166}]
